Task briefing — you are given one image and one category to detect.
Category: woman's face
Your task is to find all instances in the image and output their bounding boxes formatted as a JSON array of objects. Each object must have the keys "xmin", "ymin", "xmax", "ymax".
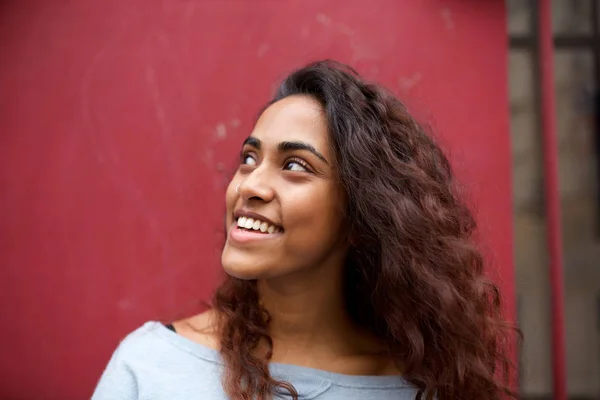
[{"xmin": 221, "ymin": 95, "xmax": 349, "ymax": 280}]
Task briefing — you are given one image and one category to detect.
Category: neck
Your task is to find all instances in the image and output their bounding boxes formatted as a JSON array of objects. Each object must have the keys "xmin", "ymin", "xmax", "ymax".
[
  {"xmin": 257, "ymin": 261, "xmax": 372, "ymax": 363},
  {"xmin": 261, "ymin": 271, "xmax": 347, "ymax": 335}
]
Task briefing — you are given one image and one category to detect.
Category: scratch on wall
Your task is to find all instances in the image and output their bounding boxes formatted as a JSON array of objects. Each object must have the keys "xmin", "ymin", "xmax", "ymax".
[
  {"xmin": 145, "ymin": 52, "xmax": 187, "ymax": 200},
  {"xmin": 337, "ymin": 23, "xmax": 355, "ymax": 37},
  {"xmin": 203, "ymin": 148, "xmax": 214, "ymax": 164},
  {"xmin": 216, "ymin": 123, "xmax": 227, "ymax": 139},
  {"xmin": 316, "ymin": 12, "xmax": 355, "ymax": 37},
  {"xmin": 79, "ymin": 29, "xmax": 173, "ymax": 282},
  {"xmin": 145, "ymin": 64, "xmax": 170, "ymax": 139},
  {"xmin": 399, "ymin": 72, "xmax": 423, "ymax": 93},
  {"xmin": 441, "ymin": 8, "xmax": 455, "ymax": 31},
  {"xmin": 257, "ymin": 43, "xmax": 269, "ymax": 58},
  {"xmin": 316, "ymin": 13, "xmax": 332, "ymax": 26},
  {"xmin": 80, "ymin": 33, "xmax": 122, "ymax": 165},
  {"xmin": 314, "ymin": 12, "xmax": 376, "ymax": 62}
]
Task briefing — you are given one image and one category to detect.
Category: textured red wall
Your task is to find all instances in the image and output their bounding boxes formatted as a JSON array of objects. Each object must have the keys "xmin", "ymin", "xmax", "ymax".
[{"xmin": 0, "ymin": 1, "xmax": 514, "ymax": 399}]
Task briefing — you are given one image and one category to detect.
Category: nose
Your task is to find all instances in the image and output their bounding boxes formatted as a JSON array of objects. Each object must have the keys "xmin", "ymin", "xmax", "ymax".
[{"xmin": 236, "ymin": 166, "xmax": 275, "ymax": 203}]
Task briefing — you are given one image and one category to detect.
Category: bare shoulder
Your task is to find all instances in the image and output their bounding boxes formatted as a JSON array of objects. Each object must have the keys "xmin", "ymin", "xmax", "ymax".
[{"xmin": 172, "ymin": 309, "xmax": 220, "ymax": 350}]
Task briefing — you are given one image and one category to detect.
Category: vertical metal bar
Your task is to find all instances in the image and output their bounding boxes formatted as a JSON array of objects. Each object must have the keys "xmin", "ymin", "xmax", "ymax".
[
  {"xmin": 537, "ymin": 1, "xmax": 568, "ymax": 399},
  {"xmin": 531, "ymin": 0, "xmax": 545, "ymax": 217},
  {"xmin": 591, "ymin": 0, "xmax": 600, "ymax": 234}
]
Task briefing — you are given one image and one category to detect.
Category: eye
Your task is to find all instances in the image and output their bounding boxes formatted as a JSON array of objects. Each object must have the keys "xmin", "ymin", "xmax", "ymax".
[
  {"xmin": 241, "ymin": 152, "xmax": 257, "ymax": 166},
  {"xmin": 284, "ymin": 158, "xmax": 310, "ymax": 172}
]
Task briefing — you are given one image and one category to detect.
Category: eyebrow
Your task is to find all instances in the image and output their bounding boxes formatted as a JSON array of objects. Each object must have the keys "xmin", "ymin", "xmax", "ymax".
[{"xmin": 242, "ymin": 136, "xmax": 329, "ymax": 164}]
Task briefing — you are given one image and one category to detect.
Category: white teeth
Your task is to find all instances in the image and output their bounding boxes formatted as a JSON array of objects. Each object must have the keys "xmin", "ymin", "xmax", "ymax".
[{"xmin": 236, "ymin": 216, "xmax": 280, "ymax": 234}]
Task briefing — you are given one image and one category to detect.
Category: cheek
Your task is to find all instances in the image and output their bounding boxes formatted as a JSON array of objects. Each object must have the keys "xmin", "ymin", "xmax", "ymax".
[
  {"xmin": 224, "ymin": 180, "xmax": 238, "ymax": 224},
  {"xmin": 285, "ymin": 186, "xmax": 346, "ymax": 243}
]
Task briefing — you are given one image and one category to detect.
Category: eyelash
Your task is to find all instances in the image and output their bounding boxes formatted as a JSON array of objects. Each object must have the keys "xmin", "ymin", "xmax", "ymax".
[
  {"xmin": 239, "ymin": 152, "xmax": 312, "ymax": 173},
  {"xmin": 284, "ymin": 157, "xmax": 310, "ymax": 172}
]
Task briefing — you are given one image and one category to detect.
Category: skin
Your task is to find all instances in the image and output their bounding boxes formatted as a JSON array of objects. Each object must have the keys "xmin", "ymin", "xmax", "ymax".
[{"xmin": 175, "ymin": 95, "xmax": 399, "ymax": 376}]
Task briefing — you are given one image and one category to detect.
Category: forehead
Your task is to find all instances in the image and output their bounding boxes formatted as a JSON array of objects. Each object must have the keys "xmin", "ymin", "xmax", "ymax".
[{"xmin": 251, "ymin": 95, "xmax": 329, "ymax": 152}]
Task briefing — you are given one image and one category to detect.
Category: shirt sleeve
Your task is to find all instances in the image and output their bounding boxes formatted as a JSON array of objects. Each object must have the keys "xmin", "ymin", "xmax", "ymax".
[{"xmin": 91, "ymin": 343, "xmax": 138, "ymax": 400}]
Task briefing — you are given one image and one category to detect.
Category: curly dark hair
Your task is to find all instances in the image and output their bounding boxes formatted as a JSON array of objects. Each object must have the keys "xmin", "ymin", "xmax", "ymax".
[{"xmin": 213, "ymin": 60, "xmax": 518, "ymax": 400}]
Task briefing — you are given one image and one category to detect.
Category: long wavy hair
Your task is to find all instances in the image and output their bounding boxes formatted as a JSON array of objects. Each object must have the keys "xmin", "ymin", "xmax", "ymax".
[{"xmin": 212, "ymin": 60, "xmax": 518, "ymax": 400}]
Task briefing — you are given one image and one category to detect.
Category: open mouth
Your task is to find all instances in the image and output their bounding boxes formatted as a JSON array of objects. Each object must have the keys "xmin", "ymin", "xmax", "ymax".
[{"xmin": 235, "ymin": 216, "xmax": 282, "ymax": 234}]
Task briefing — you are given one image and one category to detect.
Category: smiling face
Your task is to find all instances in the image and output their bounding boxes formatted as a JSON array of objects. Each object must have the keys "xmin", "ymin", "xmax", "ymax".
[{"xmin": 221, "ymin": 95, "xmax": 349, "ymax": 280}]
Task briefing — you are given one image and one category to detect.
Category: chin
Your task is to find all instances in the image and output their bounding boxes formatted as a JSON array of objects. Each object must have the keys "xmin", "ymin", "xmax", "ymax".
[
  {"xmin": 221, "ymin": 251, "xmax": 267, "ymax": 280},
  {"xmin": 222, "ymin": 265, "xmax": 263, "ymax": 280}
]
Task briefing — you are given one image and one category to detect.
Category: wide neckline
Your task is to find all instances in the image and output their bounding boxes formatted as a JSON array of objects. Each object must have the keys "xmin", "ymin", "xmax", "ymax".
[{"xmin": 146, "ymin": 321, "xmax": 411, "ymax": 389}]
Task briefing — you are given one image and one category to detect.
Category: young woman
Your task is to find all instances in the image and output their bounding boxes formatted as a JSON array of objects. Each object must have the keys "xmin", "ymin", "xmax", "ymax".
[{"xmin": 92, "ymin": 61, "xmax": 517, "ymax": 400}]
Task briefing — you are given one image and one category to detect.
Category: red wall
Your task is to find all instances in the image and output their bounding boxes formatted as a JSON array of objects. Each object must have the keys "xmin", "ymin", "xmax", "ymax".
[{"xmin": 0, "ymin": 1, "xmax": 514, "ymax": 399}]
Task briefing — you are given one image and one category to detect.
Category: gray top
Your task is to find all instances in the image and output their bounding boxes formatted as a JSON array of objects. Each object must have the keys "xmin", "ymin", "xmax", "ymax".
[{"xmin": 92, "ymin": 321, "xmax": 419, "ymax": 399}]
